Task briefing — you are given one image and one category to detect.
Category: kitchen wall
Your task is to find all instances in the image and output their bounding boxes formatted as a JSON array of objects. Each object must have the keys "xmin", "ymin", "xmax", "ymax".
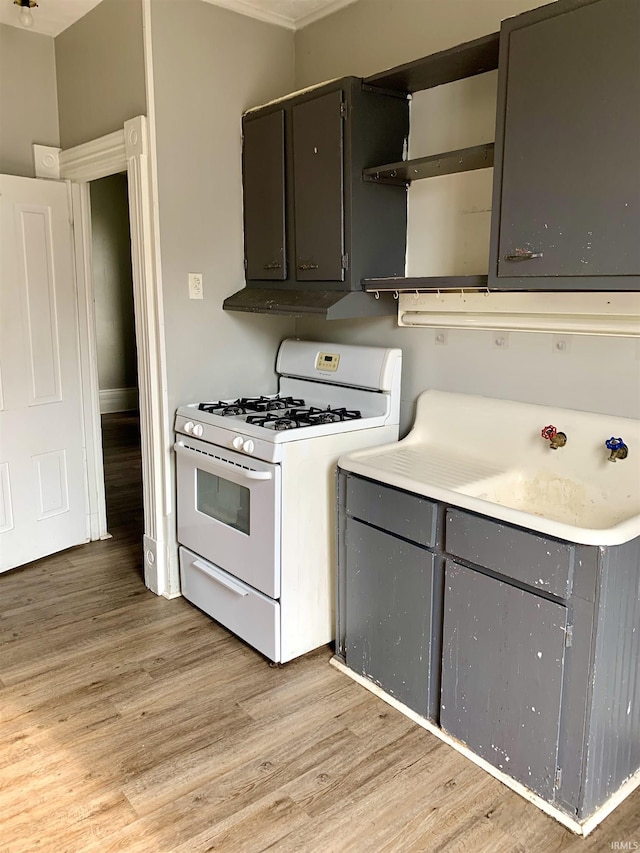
[
  {"xmin": 148, "ymin": 0, "xmax": 295, "ymax": 420},
  {"xmin": 90, "ymin": 173, "xmax": 138, "ymax": 412},
  {"xmin": 0, "ymin": 24, "xmax": 59, "ymax": 177},
  {"xmin": 294, "ymin": 0, "xmax": 640, "ymax": 433},
  {"xmin": 55, "ymin": 0, "xmax": 146, "ymax": 149}
]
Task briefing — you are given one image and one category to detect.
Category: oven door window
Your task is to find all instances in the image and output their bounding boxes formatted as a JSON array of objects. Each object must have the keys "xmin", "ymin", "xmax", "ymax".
[{"xmin": 196, "ymin": 468, "xmax": 250, "ymax": 535}]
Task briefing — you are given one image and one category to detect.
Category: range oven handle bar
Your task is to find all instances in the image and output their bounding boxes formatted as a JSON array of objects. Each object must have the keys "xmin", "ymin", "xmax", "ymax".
[
  {"xmin": 174, "ymin": 441, "xmax": 273, "ymax": 481},
  {"xmin": 191, "ymin": 558, "xmax": 249, "ymax": 597}
]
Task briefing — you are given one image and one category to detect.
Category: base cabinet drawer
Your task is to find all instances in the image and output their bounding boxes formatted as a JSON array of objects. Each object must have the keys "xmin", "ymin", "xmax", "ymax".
[
  {"xmin": 346, "ymin": 474, "xmax": 438, "ymax": 548},
  {"xmin": 179, "ymin": 547, "xmax": 280, "ymax": 662},
  {"xmin": 445, "ymin": 508, "xmax": 575, "ymax": 598}
]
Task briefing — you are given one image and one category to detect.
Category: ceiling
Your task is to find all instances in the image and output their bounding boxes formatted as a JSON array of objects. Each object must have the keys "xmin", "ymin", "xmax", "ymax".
[
  {"xmin": 0, "ymin": 0, "xmax": 102, "ymax": 35},
  {"xmin": 203, "ymin": 0, "xmax": 356, "ymax": 29},
  {"xmin": 0, "ymin": 0, "xmax": 356, "ymax": 36}
]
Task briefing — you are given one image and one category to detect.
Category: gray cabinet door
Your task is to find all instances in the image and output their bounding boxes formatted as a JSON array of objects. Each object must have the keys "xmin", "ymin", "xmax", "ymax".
[
  {"xmin": 345, "ymin": 517, "xmax": 435, "ymax": 719},
  {"xmin": 492, "ymin": 0, "xmax": 640, "ymax": 287},
  {"xmin": 242, "ymin": 110, "xmax": 286, "ymax": 280},
  {"xmin": 292, "ymin": 90, "xmax": 345, "ymax": 282},
  {"xmin": 441, "ymin": 561, "xmax": 568, "ymax": 801}
]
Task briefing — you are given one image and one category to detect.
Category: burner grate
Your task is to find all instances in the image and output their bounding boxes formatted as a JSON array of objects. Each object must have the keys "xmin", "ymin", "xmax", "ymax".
[
  {"xmin": 246, "ymin": 406, "xmax": 362, "ymax": 431},
  {"xmin": 198, "ymin": 396, "xmax": 305, "ymax": 416}
]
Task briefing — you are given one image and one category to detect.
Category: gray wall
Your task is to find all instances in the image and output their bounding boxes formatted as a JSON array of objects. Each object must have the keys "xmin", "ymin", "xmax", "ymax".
[
  {"xmin": 149, "ymin": 0, "xmax": 295, "ymax": 418},
  {"xmin": 295, "ymin": 0, "xmax": 553, "ymax": 85},
  {"xmin": 55, "ymin": 0, "xmax": 146, "ymax": 149},
  {"xmin": 0, "ymin": 24, "xmax": 59, "ymax": 177},
  {"xmin": 294, "ymin": 0, "xmax": 640, "ymax": 432},
  {"xmin": 90, "ymin": 173, "xmax": 137, "ymax": 394}
]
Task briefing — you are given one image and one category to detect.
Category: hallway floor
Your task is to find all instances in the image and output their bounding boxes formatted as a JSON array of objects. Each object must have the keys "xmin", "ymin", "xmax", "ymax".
[{"xmin": 0, "ymin": 415, "xmax": 638, "ymax": 851}]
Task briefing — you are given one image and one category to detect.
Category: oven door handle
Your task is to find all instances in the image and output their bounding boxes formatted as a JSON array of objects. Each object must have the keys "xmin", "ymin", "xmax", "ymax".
[
  {"xmin": 174, "ymin": 441, "xmax": 273, "ymax": 481},
  {"xmin": 191, "ymin": 559, "xmax": 249, "ymax": 597}
]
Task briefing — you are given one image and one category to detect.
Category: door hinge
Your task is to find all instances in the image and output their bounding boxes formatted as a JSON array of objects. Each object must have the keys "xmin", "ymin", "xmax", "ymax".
[
  {"xmin": 565, "ymin": 625, "xmax": 573, "ymax": 648},
  {"xmin": 340, "ymin": 101, "xmax": 347, "ymax": 119},
  {"xmin": 243, "ymin": 258, "xmax": 248, "ymax": 270},
  {"xmin": 341, "ymin": 253, "xmax": 349, "ymax": 270},
  {"xmin": 554, "ymin": 767, "xmax": 562, "ymax": 789}
]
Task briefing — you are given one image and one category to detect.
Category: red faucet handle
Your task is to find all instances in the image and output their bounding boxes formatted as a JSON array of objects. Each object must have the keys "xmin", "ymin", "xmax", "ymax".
[{"xmin": 541, "ymin": 425, "xmax": 557, "ymax": 441}]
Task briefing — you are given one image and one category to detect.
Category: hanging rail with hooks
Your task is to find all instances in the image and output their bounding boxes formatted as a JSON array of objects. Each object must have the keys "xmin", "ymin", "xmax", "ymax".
[{"xmin": 363, "ymin": 275, "xmax": 490, "ymax": 294}]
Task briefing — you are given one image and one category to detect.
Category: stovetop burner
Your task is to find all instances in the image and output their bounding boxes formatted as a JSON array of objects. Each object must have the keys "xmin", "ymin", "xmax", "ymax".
[
  {"xmin": 246, "ymin": 406, "xmax": 362, "ymax": 431},
  {"xmin": 198, "ymin": 396, "xmax": 305, "ymax": 417}
]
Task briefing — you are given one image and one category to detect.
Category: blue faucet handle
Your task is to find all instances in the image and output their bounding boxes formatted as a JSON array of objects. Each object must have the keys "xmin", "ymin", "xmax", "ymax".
[{"xmin": 606, "ymin": 437, "xmax": 625, "ymax": 451}]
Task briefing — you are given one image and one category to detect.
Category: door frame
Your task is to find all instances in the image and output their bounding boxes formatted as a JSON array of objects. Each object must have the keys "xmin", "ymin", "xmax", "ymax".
[{"xmin": 35, "ymin": 116, "xmax": 173, "ymax": 597}]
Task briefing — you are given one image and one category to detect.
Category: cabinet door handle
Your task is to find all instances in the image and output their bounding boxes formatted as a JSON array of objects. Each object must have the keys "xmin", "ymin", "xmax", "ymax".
[
  {"xmin": 263, "ymin": 261, "xmax": 282, "ymax": 270},
  {"xmin": 504, "ymin": 249, "xmax": 544, "ymax": 261},
  {"xmin": 297, "ymin": 262, "xmax": 319, "ymax": 271}
]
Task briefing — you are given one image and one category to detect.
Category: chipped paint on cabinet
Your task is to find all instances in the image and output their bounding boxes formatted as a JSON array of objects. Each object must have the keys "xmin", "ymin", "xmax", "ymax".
[
  {"xmin": 337, "ymin": 469, "xmax": 640, "ymax": 825},
  {"xmin": 345, "ymin": 517, "xmax": 437, "ymax": 719},
  {"xmin": 440, "ymin": 560, "xmax": 568, "ymax": 801}
]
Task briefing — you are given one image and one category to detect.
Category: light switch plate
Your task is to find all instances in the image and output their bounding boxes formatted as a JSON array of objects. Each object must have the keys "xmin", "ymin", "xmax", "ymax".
[{"xmin": 189, "ymin": 273, "xmax": 203, "ymax": 300}]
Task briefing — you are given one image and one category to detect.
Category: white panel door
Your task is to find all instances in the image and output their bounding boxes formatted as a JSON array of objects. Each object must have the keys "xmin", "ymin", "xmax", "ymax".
[{"xmin": 0, "ymin": 175, "xmax": 87, "ymax": 572}]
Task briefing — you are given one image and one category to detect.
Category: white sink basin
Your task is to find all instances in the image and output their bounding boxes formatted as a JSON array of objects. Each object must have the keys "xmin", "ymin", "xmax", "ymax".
[
  {"xmin": 459, "ymin": 469, "xmax": 636, "ymax": 531},
  {"xmin": 339, "ymin": 391, "xmax": 640, "ymax": 545}
]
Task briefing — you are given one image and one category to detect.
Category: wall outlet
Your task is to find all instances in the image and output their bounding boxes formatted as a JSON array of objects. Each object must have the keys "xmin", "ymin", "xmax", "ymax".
[{"xmin": 189, "ymin": 273, "xmax": 203, "ymax": 300}]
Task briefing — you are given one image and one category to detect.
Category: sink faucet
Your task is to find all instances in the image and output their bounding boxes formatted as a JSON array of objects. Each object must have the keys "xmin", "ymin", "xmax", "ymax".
[
  {"xmin": 541, "ymin": 425, "xmax": 567, "ymax": 450},
  {"xmin": 605, "ymin": 437, "xmax": 628, "ymax": 462}
]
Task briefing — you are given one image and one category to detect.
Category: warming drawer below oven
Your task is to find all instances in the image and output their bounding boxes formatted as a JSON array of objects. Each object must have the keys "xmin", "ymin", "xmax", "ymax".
[{"xmin": 179, "ymin": 547, "xmax": 280, "ymax": 662}]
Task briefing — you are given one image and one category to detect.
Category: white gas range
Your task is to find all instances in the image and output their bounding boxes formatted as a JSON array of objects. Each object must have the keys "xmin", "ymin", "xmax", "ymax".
[{"xmin": 174, "ymin": 338, "xmax": 402, "ymax": 663}]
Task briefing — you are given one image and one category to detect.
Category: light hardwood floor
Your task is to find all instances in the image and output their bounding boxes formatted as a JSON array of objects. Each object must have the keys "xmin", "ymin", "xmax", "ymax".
[{"xmin": 1, "ymin": 413, "xmax": 639, "ymax": 852}]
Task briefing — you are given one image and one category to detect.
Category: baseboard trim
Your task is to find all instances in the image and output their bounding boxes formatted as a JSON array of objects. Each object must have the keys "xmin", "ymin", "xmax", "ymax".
[
  {"xmin": 329, "ymin": 656, "xmax": 640, "ymax": 836},
  {"xmin": 99, "ymin": 387, "xmax": 138, "ymax": 414}
]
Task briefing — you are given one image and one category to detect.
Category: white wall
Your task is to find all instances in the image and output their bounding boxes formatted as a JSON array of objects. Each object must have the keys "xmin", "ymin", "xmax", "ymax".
[
  {"xmin": 294, "ymin": 0, "xmax": 640, "ymax": 434},
  {"xmin": 149, "ymin": 0, "xmax": 296, "ymax": 420},
  {"xmin": 90, "ymin": 173, "xmax": 138, "ymax": 408},
  {"xmin": 0, "ymin": 24, "xmax": 59, "ymax": 177}
]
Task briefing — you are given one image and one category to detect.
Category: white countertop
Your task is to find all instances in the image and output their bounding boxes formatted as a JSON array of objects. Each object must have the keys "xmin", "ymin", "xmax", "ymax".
[{"xmin": 339, "ymin": 391, "xmax": 640, "ymax": 546}]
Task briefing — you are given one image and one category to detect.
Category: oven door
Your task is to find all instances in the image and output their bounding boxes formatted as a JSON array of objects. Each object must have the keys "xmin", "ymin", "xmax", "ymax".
[{"xmin": 175, "ymin": 437, "xmax": 281, "ymax": 598}]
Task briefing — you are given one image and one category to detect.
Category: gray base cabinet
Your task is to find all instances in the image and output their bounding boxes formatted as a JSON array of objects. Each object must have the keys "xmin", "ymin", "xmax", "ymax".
[
  {"xmin": 337, "ymin": 470, "xmax": 640, "ymax": 824},
  {"xmin": 345, "ymin": 518, "xmax": 437, "ymax": 719},
  {"xmin": 338, "ymin": 474, "xmax": 443, "ymax": 720},
  {"xmin": 441, "ymin": 560, "xmax": 568, "ymax": 801}
]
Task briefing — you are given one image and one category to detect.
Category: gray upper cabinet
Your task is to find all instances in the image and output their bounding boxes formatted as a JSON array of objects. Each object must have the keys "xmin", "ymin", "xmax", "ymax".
[
  {"xmin": 292, "ymin": 91, "xmax": 345, "ymax": 282},
  {"xmin": 237, "ymin": 77, "xmax": 409, "ymax": 296},
  {"xmin": 243, "ymin": 110, "xmax": 287, "ymax": 281},
  {"xmin": 489, "ymin": 0, "xmax": 640, "ymax": 290}
]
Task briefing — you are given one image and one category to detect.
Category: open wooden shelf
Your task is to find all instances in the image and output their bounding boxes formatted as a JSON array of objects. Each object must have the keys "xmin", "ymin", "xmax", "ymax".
[
  {"xmin": 363, "ymin": 32, "xmax": 499, "ymax": 94},
  {"xmin": 361, "ymin": 33, "xmax": 500, "ymax": 294},
  {"xmin": 362, "ymin": 275, "xmax": 489, "ymax": 293},
  {"xmin": 363, "ymin": 143, "xmax": 494, "ymax": 186}
]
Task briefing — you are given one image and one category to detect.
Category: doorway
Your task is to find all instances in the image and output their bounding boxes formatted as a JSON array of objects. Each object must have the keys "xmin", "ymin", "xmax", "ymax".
[
  {"xmin": 89, "ymin": 173, "xmax": 144, "ymax": 550},
  {"xmin": 54, "ymin": 116, "xmax": 173, "ymax": 596}
]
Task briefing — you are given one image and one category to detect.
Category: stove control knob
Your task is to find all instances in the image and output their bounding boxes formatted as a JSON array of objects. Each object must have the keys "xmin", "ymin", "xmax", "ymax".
[
  {"xmin": 183, "ymin": 421, "xmax": 194, "ymax": 434},
  {"xmin": 232, "ymin": 435, "xmax": 244, "ymax": 450},
  {"xmin": 192, "ymin": 423, "xmax": 204, "ymax": 438},
  {"xmin": 243, "ymin": 439, "xmax": 255, "ymax": 455}
]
